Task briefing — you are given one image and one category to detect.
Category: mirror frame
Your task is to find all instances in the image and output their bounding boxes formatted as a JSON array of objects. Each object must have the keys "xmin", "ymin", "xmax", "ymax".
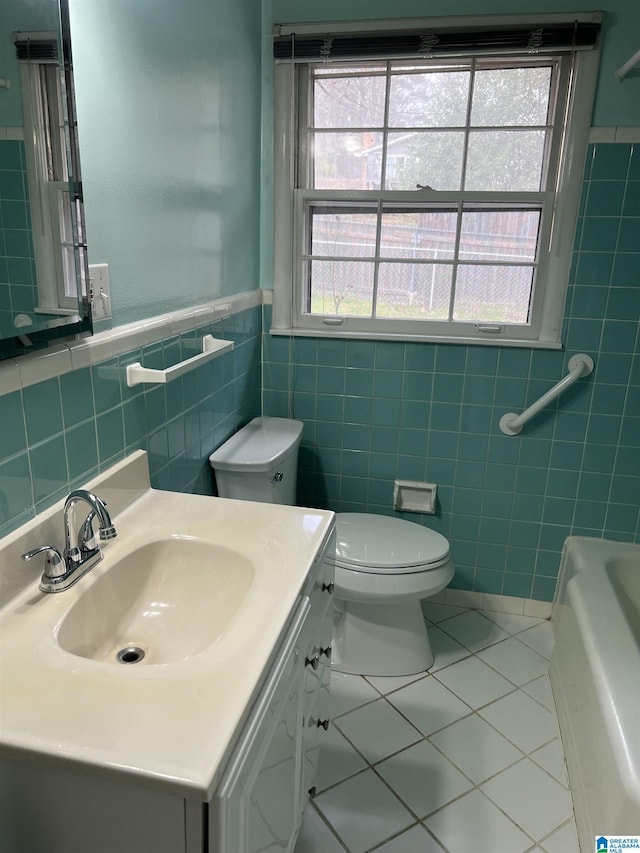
[{"xmin": 0, "ymin": 0, "xmax": 92, "ymax": 360}]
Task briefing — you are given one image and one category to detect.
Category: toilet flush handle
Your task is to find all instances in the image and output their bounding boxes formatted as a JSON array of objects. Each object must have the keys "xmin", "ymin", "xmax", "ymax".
[
  {"xmin": 322, "ymin": 582, "xmax": 334, "ymax": 595},
  {"xmin": 271, "ymin": 471, "xmax": 283, "ymax": 484}
]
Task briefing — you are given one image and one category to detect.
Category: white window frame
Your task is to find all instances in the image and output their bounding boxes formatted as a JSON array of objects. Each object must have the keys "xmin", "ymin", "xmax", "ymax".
[
  {"xmin": 18, "ymin": 34, "xmax": 79, "ymax": 317},
  {"xmin": 272, "ymin": 14, "xmax": 601, "ymax": 348}
]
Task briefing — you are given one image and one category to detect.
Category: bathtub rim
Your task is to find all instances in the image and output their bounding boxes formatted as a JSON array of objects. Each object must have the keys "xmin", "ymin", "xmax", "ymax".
[{"xmin": 551, "ymin": 536, "xmax": 640, "ymax": 850}]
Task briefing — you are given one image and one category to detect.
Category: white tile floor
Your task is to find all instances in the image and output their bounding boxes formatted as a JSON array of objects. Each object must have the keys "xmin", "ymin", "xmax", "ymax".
[{"xmin": 294, "ymin": 604, "xmax": 579, "ymax": 853}]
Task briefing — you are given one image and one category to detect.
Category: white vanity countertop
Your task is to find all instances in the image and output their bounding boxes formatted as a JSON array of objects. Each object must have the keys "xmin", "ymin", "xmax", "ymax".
[{"xmin": 0, "ymin": 453, "xmax": 334, "ymax": 800}]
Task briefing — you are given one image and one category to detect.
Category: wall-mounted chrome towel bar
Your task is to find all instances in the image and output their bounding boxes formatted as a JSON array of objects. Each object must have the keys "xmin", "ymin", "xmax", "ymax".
[
  {"xmin": 499, "ymin": 353, "xmax": 594, "ymax": 436},
  {"xmin": 126, "ymin": 334, "xmax": 233, "ymax": 386}
]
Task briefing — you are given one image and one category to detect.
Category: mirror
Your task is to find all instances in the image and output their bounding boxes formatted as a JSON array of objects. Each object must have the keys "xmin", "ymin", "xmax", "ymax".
[{"xmin": 0, "ymin": 0, "xmax": 90, "ymax": 355}]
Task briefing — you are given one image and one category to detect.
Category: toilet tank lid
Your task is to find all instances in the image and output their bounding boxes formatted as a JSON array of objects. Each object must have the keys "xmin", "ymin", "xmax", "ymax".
[
  {"xmin": 209, "ymin": 417, "xmax": 303, "ymax": 472},
  {"xmin": 335, "ymin": 513, "xmax": 450, "ymax": 570}
]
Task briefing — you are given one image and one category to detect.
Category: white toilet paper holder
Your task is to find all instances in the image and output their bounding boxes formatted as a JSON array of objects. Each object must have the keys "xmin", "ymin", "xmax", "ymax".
[{"xmin": 393, "ymin": 480, "xmax": 437, "ymax": 514}]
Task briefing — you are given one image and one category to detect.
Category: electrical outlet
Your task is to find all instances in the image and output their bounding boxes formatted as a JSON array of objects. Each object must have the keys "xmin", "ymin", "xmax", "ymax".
[{"xmin": 88, "ymin": 263, "xmax": 111, "ymax": 321}]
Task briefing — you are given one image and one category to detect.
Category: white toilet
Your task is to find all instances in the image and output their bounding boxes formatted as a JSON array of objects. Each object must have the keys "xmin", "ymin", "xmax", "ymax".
[{"xmin": 209, "ymin": 416, "xmax": 455, "ymax": 676}]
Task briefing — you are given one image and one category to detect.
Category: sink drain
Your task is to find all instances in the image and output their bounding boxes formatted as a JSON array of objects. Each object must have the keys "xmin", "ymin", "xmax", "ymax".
[{"xmin": 116, "ymin": 645, "xmax": 145, "ymax": 665}]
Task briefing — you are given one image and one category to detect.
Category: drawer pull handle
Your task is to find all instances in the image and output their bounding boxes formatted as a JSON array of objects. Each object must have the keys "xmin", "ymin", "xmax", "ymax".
[
  {"xmin": 305, "ymin": 654, "xmax": 320, "ymax": 670},
  {"xmin": 317, "ymin": 719, "xmax": 330, "ymax": 731},
  {"xmin": 322, "ymin": 582, "xmax": 334, "ymax": 595},
  {"xmin": 320, "ymin": 645, "xmax": 332, "ymax": 659}
]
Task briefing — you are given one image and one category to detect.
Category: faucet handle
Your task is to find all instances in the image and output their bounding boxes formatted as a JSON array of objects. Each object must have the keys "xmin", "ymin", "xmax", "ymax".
[{"xmin": 22, "ymin": 545, "xmax": 66, "ymax": 579}]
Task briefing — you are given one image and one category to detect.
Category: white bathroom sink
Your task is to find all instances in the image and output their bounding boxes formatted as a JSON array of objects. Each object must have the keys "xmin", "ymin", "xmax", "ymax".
[
  {"xmin": 0, "ymin": 451, "xmax": 334, "ymax": 797},
  {"xmin": 56, "ymin": 537, "xmax": 255, "ymax": 665}
]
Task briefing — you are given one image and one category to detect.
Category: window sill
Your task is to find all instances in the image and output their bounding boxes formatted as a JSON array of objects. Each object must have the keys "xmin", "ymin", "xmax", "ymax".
[{"xmin": 269, "ymin": 326, "xmax": 562, "ymax": 350}]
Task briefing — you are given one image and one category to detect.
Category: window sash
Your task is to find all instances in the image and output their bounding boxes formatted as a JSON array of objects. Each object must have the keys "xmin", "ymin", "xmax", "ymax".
[
  {"xmin": 293, "ymin": 191, "xmax": 553, "ymax": 339},
  {"xmin": 303, "ymin": 58, "xmax": 561, "ymax": 193}
]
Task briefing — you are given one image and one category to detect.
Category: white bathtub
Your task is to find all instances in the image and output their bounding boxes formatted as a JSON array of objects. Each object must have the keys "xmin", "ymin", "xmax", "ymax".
[{"xmin": 550, "ymin": 537, "xmax": 640, "ymax": 851}]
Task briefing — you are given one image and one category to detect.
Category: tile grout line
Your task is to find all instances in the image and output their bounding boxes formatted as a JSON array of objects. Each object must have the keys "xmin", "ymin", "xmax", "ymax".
[
  {"xmin": 306, "ymin": 798, "xmax": 350, "ymax": 852},
  {"xmin": 325, "ymin": 691, "xmax": 566, "ymax": 849},
  {"xmin": 312, "ymin": 608, "xmax": 576, "ymax": 852},
  {"xmin": 330, "ymin": 614, "xmax": 556, "ymax": 749}
]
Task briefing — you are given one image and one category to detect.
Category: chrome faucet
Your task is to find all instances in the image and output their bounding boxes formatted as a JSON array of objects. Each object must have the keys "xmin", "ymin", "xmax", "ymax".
[{"xmin": 22, "ymin": 489, "xmax": 117, "ymax": 593}]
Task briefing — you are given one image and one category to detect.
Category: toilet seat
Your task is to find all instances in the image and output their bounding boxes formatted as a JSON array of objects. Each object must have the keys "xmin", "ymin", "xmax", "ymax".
[{"xmin": 335, "ymin": 513, "xmax": 450, "ymax": 574}]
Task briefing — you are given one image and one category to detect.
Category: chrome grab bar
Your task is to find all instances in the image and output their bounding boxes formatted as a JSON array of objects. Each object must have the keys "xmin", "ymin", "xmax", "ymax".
[{"xmin": 499, "ymin": 353, "xmax": 594, "ymax": 436}]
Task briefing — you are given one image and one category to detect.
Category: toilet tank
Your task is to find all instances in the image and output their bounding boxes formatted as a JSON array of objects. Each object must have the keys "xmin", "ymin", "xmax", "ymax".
[{"xmin": 209, "ymin": 417, "xmax": 303, "ymax": 505}]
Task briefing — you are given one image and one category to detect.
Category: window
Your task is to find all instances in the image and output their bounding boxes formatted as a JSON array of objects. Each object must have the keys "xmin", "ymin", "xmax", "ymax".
[
  {"xmin": 272, "ymin": 15, "xmax": 601, "ymax": 347},
  {"xmin": 16, "ymin": 33, "xmax": 86, "ymax": 316}
]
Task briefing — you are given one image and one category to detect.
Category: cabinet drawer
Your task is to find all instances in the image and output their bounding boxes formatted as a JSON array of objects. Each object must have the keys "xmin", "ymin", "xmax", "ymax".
[
  {"xmin": 302, "ymin": 598, "xmax": 333, "ymax": 697},
  {"xmin": 302, "ymin": 530, "xmax": 336, "ymax": 630},
  {"xmin": 301, "ymin": 669, "xmax": 331, "ymax": 801}
]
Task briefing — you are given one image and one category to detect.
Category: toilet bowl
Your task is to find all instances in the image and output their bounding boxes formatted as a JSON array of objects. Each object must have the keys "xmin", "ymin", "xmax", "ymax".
[
  {"xmin": 332, "ymin": 513, "xmax": 454, "ymax": 675},
  {"xmin": 209, "ymin": 417, "xmax": 455, "ymax": 677}
]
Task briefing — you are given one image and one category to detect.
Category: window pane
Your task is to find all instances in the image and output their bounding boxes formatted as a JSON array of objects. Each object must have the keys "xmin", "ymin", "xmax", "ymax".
[
  {"xmin": 471, "ymin": 67, "xmax": 552, "ymax": 127},
  {"xmin": 380, "ymin": 210, "xmax": 457, "ymax": 259},
  {"xmin": 385, "ymin": 131, "xmax": 464, "ymax": 190},
  {"xmin": 62, "ymin": 245, "xmax": 77, "ymax": 298},
  {"xmin": 376, "ymin": 263, "xmax": 452, "ymax": 319},
  {"xmin": 388, "ymin": 71, "xmax": 470, "ymax": 127},
  {"xmin": 460, "ymin": 210, "xmax": 540, "ymax": 263},
  {"xmin": 314, "ymin": 74, "xmax": 386, "ymax": 128},
  {"xmin": 313, "ymin": 132, "xmax": 383, "ymax": 189},
  {"xmin": 74, "ymin": 198, "xmax": 85, "ymax": 243},
  {"xmin": 465, "ymin": 131, "xmax": 546, "ymax": 191},
  {"xmin": 311, "ymin": 211, "xmax": 377, "ymax": 259},
  {"xmin": 58, "ymin": 190, "xmax": 73, "ymax": 242},
  {"xmin": 453, "ymin": 264, "xmax": 533, "ymax": 323},
  {"xmin": 308, "ymin": 260, "xmax": 374, "ymax": 316}
]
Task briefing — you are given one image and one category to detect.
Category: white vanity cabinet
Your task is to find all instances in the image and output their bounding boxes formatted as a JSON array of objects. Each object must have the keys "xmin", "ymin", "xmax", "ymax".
[
  {"xmin": 0, "ymin": 454, "xmax": 336, "ymax": 853},
  {"xmin": 212, "ymin": 533, "xmax": 335, "ymax": 853},
  {"xmin": 0, "ymin": 533, "xmax": 335, "ymax": 853}
]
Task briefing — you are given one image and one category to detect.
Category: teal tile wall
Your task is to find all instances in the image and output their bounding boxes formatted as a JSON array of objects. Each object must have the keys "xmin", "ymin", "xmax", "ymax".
[
  {"xmin": 0, "ymin": 140, "xmax": 37, "ymax": 333},
  {"xmin": 263, "ymin": 142, "xmax": 640, "ymax": 602},
  {"xmin": 0, "ymin": 306, "xmax": 262, "ymax": 537}
]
